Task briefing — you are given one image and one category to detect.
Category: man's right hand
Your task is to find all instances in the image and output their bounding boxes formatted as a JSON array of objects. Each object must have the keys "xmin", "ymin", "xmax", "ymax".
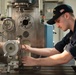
[{"xmin": 21, "ymin": 44, "xmax": 31, "ymax": 52}]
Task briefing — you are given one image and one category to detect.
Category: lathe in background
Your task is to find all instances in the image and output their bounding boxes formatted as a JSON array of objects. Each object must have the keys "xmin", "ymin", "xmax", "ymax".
[{"xmin": 0, "ymin": 0, "xmax": 46, "ymax": 73}]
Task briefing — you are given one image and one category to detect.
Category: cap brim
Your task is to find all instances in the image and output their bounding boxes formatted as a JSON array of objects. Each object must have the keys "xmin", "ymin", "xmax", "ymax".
[
  {"xmin": 47, "ymin": 12, "xmax": 63, "ymax": 25},
  {"xmin": 47, "ymin": 18, "xmax": 55, "ymax": 25}
]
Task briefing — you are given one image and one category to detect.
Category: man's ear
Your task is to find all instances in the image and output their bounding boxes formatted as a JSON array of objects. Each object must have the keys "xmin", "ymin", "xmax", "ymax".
[{"xmin": 64, "ymin": 12, "xmax": 70, "ymax": 19}]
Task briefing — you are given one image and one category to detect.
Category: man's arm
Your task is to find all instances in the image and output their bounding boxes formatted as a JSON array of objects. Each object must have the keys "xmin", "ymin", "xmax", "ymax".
[
  {"xmin": 36, "ymin": 50, "xmax": 73, "ymax": 66},
  {"xmin": 22, "ymin": 50, "xmax": 73, "ymax": 66},
  {"xmin": 22, "ymin": 45, "xmax": 60, "ymax": 56},
  {"xmin": 29, "ymin": 47, "xmax": 60, "ymax": 56}
]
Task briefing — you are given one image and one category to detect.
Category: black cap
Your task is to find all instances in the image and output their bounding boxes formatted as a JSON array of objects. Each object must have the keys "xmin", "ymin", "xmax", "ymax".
[{"xmin": 47, "ymin": 4, "xmax": 73, "ymax": 25}]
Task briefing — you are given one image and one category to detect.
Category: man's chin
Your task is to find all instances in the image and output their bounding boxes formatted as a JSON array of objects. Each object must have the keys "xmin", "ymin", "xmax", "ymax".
[{"xmin": 62, "ymin": 29, "xmax": 67, "ymax": 31}]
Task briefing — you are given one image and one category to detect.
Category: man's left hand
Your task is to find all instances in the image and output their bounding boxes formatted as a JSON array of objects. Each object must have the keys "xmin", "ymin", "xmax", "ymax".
[{"xmin": 22, "ymin": 56, "xmax": 37, "ymax": 66}]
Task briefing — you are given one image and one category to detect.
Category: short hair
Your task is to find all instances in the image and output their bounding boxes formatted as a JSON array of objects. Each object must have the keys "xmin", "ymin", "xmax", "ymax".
[{"xmin": 69, "ymin": 12, "xmax": 74, "ymax": 17}]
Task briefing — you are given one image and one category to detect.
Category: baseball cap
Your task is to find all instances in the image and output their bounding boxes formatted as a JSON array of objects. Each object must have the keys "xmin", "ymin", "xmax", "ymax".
[{"xmin": 47, "ymin": 4, "xmax": 73, "ymax": 25}]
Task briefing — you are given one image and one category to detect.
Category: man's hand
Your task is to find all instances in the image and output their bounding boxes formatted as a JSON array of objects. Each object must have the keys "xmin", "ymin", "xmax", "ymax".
[
  {"xmin": 21, "ymin": 45, "xmax": 31, "ymax": 52},
  {"xmin": 22, "ymin": 56, "xmax": 37, "ymax": 66}
]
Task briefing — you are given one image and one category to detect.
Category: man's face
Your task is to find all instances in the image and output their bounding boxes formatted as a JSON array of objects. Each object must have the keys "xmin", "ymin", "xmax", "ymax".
[{"xmin": 55, "ymin": 13, "xmax": 69, "ymax": 31}]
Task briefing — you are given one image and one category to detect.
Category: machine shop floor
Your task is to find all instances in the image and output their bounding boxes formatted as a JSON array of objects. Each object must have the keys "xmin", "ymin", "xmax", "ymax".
[{"xmin": 0, "ymin": 66, "xmax": 76, "ymax": 75}]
